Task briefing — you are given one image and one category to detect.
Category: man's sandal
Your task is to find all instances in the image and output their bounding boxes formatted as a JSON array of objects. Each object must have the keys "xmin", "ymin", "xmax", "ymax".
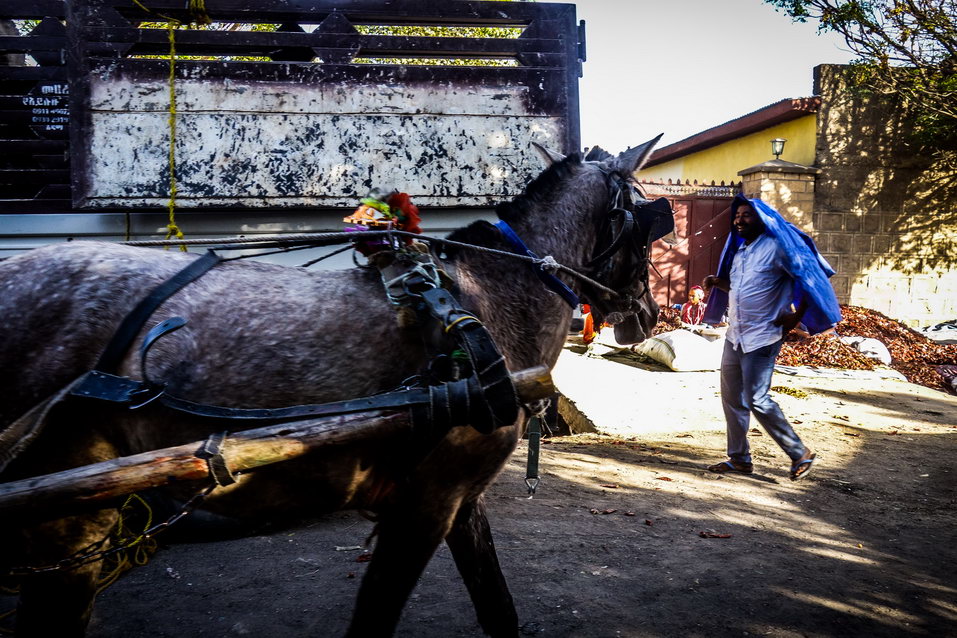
[
  {"xmin": 789, "ymin": 453, "xmax": 817, "ymax": 481},
  {"xmin": 707, "ymin": 460, "xmax": 753, "ymax": 474}
]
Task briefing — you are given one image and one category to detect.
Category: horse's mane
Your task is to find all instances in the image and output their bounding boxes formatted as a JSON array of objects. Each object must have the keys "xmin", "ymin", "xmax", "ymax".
[
  {"xmin": 444, "ymin": 152, "xmax": 583, "ymax": 253},
  {"xmin": 583, "ymin": 146, "xmax": 612, "ymax": 162}
]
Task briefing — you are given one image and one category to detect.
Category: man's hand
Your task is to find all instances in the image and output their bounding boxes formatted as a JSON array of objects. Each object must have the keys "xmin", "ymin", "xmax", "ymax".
[
  {"xmin": 703, "ymin": 275, "xmax": 730, "ymax": 293},
  {"xmin": 773, "ymin": 299, "xmax": 809, "ymax": 335},
  {"xmin": 772, "ymin": 311, "xmax": 804, "ymax": 335}
]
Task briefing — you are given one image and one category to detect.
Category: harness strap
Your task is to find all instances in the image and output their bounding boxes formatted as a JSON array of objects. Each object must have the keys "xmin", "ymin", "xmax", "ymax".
[
  {"xmin": 162, "ymin": 385, "xmax": 431, "ymax": 420},
  {"xmin": 494, "ymin": 220, "xmax": 579, "ymax": 309},
  {"xmin": 196, "ymin": 431, "xmax": 236, "ymax": 486},
  {"xmin": 69, "ymin": 369, "xmax": 432, "ymax": 420},
  {"xmin": 69, "ymin": 244, "xmax": 516, "ymax": 438},
  {"xmin": 68, "ymin": 369, "xmax": 504, "ymax": 448},
  {"xmin": 419, "ymin": 287, "xmax": 518, "ymax": 433},
  {"xmin": 586, "ymin": 208, "xmax": 636, "ymax": 268},
  {"xmin": 94, "ymin": 250, "xmax": 221, "ymax": 374},
  {"xmin": 524, "ymin": 414, "xmax": 541, "ymax": 497}
]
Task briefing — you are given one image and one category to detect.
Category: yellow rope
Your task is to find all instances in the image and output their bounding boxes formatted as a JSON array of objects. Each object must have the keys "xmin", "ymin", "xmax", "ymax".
[
  {"xmin": 0, "ymin": 494, "xmax": 158, "ymax": 631},
  {"xmin": 445, "ymin": 315, "xmax": 480, "ymax": 333},
  {"xmin": 95, "ymin": 494, "xmax": 158, "ymax": 595},
  {"xmin": 164, "ymin": 22, "xmax": 186, "ymax": 251},
  {"xmin": 129, "ymin": 0, "xmax": 211, "ymax": 251},
  {"xmin": 0, "ymin": 604, "xmax": 14, "ymax": 636},
  {"xmin": 187, "ymin": 0, "xmax": 212, "ymax": 25},
  {"xmin": 130, "ymin": 0, "xmax": 176, "ymax": 22}
]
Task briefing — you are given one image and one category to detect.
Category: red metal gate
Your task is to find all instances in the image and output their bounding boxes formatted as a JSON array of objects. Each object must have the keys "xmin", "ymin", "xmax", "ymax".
[{"xmin": 638, "ymin": 181, "xmax": 738, "ymax": 308}]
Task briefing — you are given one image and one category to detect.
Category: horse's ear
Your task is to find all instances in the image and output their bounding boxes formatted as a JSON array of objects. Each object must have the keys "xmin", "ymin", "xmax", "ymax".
[
  {"xmin": 612, "ymin": 133, "xmax": 664, "ymax": 175},
  {"xmin": 531, "ymin": 142, "xmax": 566, "ymax": 166}
]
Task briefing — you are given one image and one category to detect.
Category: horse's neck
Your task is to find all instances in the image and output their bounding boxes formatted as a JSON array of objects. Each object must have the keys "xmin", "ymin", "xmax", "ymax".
[
  {"xmin": 451, "ymin": 251, "xmax": 573, "ymax": 372},
  {"xmin": 444, "ymin": 166, "xmax": 605, "ymax": 371},
  {"xmin": 449, "ymin": 209, "xmax": 595, "ymax": 371}
]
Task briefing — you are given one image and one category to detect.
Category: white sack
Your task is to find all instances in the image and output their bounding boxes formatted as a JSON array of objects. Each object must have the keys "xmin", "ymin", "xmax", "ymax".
[
  {"xmin": 631, "ymin": 329, "xmax": 724, "ymax": 371},
  {"xmin": 839, "ymin": 336, "xmax": 892, "ymax": 366}
]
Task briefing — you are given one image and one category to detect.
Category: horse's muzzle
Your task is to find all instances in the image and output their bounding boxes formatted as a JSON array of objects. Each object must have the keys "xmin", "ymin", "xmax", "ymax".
[{"xmin": 608, "ymin": 301, "xmax": 658, "ymax": 345}]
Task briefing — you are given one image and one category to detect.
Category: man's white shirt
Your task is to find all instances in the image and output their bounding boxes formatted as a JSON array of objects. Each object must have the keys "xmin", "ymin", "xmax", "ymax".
[{"xmin": 726, "ymin": 233, "xmax": 794, "ymax": 353}]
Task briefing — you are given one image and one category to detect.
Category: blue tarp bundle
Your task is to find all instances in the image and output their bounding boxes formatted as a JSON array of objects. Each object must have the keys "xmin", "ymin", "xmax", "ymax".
[{"xmin": 701, "ymin": 194, "xmax": 842, "ymax": 335}]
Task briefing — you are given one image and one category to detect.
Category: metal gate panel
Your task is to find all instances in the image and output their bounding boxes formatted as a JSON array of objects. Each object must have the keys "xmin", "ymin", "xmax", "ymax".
[{"xmin": 641, "ymin": 181, "xmax": 736, "ymax": 308}]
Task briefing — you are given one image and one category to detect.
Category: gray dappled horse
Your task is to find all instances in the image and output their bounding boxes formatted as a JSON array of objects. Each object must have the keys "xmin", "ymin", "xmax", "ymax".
[{"xmin": 0, "ymin": 139, "xmax": 668, "ymax": 637}]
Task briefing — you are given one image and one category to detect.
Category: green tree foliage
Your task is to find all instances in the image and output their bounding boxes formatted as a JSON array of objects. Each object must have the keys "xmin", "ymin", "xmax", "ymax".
[
  {"xmin": 354, "ymin": 24, "xmax": 522, "ymax": 67},
  {"xmin": 766, "ymin": 0, "xmax": 957, "ymax": 148},
  {"xmin": 137, "ymin": 16, "xmax": 524, "ymax": 66},
  {"xmin": 13, "ymin": 19, "xmax": 41, "ymax": 35}
]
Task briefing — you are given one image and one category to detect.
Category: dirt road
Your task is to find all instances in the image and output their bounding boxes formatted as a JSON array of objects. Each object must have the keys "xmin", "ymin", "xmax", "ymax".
[{"xmin": 9, "ymin": 348, "xmax": 956, "ymax": 637}]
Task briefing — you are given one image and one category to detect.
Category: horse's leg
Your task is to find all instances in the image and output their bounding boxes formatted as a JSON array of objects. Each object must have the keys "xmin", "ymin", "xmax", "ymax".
[
  {"xmin": 345, "ymin": 493, "xmax": 462, "ymax": 638},
  {"xmin": 445, "ymin": 497, "xmax": 518, "ymax": 638},
  {"xmin": 14, "ymin": 509, "xmax": 118, "ymax": 638},
  {"xmin": 4, "ymin": 414, "xmax": 122, "ymax": 638}
]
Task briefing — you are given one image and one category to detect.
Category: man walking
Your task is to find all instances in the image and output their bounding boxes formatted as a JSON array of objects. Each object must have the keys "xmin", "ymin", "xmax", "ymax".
[{"xmin": 702, "ymin": 195, "xmax": 841, "ymax": 480}]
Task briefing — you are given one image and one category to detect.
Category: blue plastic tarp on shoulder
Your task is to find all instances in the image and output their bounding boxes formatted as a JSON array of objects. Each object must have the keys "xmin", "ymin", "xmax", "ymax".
[{"xmin": 701, "ymin": 194, "xmax": 842, "ymax": 334}]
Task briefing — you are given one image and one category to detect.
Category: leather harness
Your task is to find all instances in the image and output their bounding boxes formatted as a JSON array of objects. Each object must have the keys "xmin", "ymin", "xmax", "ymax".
[{"xmin": 67, "ymin": 245, "xmax": 518, "ymax": 450}]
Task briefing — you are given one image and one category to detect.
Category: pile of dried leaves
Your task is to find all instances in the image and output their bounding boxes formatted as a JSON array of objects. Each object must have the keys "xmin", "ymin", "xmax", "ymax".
[
  {"xmin": 835, "ymin": 306, "xmax": 957, "ymax": 391},
  {"xmin": 778, "ymin": 335, "xmax": 877, "ymax": 370},
  {"xmin": 652, "ymin": 304, "xmax": 957, "ymax": 392},
  {"xmin": 653, "ymin": 306, "xmax": 682, "ymax": 336}
]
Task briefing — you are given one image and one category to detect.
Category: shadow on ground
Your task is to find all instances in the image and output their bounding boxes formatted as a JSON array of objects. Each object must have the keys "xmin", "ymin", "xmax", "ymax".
[{"xmin": 34, "ymin": 379, "xmax": 947, "ymax": 638}]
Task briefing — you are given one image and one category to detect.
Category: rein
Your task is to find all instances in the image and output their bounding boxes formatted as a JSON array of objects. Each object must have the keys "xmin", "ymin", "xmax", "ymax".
[
  {"xmin": 122, "ymin": 230, "xmax": 623, "ymax": 300},
  {"xmin": 570, "ymin": 169, "xmax": 669, "ymax": 319},
  {"xmin": 493, "ymin": 220, "xmax": 579, "ymax": 308}
]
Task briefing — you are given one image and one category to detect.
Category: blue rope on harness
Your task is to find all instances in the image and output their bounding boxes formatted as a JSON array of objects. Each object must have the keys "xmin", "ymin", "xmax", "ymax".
[{"xmin": 494, "ymin": 220, "xmax": 579, "ymax": 309}]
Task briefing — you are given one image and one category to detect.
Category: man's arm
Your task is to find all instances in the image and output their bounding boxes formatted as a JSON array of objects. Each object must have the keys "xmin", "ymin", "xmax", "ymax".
[
  {"xmin": 703, "ymin": 275, "xmax": 730, "ymax": 293},
  {"xmin": 773, "ymin": 298, "xmax": 809, "ymax": 335},
  {"xmin": 772, "ymin": 240, "xmax": 809, "ymax": 335}
]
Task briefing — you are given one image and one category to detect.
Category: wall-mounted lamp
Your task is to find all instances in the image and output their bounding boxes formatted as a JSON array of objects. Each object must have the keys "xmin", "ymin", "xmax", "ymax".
[{"xmin": 771, "ymin": 138, "xmax": 787, "ymax": 160}]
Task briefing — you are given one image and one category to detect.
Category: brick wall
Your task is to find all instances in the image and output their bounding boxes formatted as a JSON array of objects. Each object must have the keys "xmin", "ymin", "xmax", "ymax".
[{"xmin": 811, "ymin": 64, "xmax": 957, "ymax": 326}]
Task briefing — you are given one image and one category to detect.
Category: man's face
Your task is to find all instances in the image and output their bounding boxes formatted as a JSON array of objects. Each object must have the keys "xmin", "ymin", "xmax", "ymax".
[
  {"xmin": 688, "ymin": 288, "xmax": 704, "ymax": 304},
  {"xmin": 734, "ymin": 204, "xmax": 764, "ymax": 241}
]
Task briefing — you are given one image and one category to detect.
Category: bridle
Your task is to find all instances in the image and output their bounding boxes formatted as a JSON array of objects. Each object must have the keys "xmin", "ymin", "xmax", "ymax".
[{"xmin": 581, "ymin": 168, "xmax": 674, "ymax": 320}]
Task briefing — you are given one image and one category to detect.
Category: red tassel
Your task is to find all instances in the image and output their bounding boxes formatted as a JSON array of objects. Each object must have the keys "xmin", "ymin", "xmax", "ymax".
[{"xmin": 386, "ymin": 192, "xmax": 422, "ymax": 237}]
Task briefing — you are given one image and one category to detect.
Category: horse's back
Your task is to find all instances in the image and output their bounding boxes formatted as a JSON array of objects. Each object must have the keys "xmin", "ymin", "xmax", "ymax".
[
  {"xmin": 0, "ymin": 241, "xmax": 422, "ymax": 430},
  {"xmin": 0, "ymin": 241, "xmax": 180, "ymax": 425}
]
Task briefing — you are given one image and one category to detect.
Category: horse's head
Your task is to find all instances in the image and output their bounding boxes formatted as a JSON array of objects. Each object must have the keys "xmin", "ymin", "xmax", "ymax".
[{"xmin": 535, "ymin": 136, "xmax": 674, "ymax": 345}]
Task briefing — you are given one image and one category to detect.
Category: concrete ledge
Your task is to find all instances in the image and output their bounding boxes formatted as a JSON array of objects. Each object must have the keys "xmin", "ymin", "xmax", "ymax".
[{"xmin": 739, "ymin": 159, "xmax": 822, "ymax": 176}]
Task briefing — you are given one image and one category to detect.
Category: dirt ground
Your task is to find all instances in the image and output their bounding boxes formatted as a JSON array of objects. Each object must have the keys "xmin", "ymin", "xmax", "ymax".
[{"xmin": 6, "ymin": 346, "xmax": 957, "ymax": 637}]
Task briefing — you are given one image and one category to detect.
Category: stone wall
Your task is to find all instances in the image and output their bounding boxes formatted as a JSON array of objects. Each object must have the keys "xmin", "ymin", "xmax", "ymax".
[
  {"xmin": 740, "ymin": 164, "xmax": 818, "ymax": 235},
  {"xmin": 811, "ymin": 64, "xmax": 957, "ymax": 326}
]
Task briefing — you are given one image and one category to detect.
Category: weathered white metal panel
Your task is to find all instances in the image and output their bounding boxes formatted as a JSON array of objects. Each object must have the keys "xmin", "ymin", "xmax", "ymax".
[
  {"xmin": 89, "ymin": 76, "xmax": 533, "ymax": 116},
  {"xmin": 85, "ymin": 76, "xmax": 563, "ymax": 208}
]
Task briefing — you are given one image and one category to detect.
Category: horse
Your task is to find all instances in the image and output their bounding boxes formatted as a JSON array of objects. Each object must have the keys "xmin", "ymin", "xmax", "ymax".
[{"xmin": 0, "ymin": 138, "xmax": 670, "ymax": 637}]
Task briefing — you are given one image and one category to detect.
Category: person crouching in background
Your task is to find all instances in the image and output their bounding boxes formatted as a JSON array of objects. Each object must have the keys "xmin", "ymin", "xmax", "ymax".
[{"xmin": 680, "ymin": 285, "xmax": 707, "ymax": 326}]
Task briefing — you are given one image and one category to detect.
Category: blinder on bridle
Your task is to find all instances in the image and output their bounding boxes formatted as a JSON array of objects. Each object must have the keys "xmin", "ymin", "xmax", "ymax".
[{"xmin": 582, "ymin": 170, "xmax": 675, "ymax": 318}]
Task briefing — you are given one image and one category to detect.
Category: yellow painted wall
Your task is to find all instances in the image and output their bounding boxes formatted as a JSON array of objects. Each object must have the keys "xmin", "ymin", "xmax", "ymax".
[{"xmin": 635, "ymin": 115, "xmax": 817, "ymax": 184}]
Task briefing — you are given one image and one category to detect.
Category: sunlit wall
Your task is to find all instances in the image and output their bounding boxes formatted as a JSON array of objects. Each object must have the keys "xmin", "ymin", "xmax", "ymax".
[{"xmin": 635, "ymin": 115, "xmax": 817, "ymax": 185}]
